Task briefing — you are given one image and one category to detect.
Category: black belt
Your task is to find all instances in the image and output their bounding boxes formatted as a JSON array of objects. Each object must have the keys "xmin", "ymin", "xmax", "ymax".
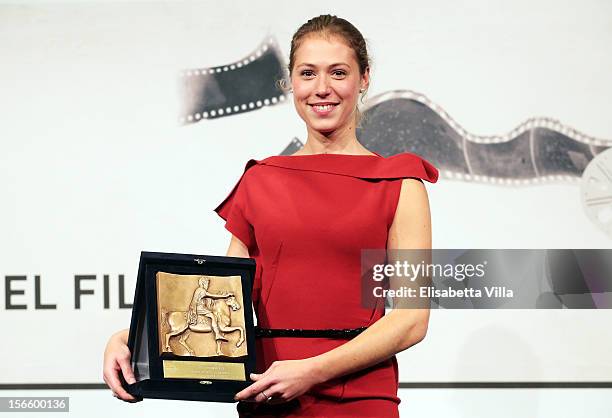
[{"xmin": 254, "ymin": 326, "xmax": 367, "ymax": 339}]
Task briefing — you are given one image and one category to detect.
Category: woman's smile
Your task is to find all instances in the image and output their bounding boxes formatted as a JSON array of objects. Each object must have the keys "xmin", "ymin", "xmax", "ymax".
[{"xmin": 310, "ymin": 103, "xmax": 339, "ymax": 116}]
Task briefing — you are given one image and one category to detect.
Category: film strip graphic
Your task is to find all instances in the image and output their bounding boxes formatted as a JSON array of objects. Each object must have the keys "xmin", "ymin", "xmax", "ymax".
[
  {"xmin": 284, "ymin": 90, "xmax": 611, "ymax": 186},
  {"xmin": 178, "ymin": 37, "xmax": 288, "ymax": 125}
]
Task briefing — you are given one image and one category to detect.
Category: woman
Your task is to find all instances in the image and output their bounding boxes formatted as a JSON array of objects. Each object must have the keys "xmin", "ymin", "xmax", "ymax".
[{"xmin": 103, "ymin": 14, "xmax": 438, "ymax": 417}]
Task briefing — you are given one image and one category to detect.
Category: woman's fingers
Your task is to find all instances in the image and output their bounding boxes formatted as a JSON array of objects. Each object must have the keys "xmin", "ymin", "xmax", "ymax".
[
  {"xmin": 103, "ymin": 339, "xmax": 139, "ymax": 402},
  {"xmin": 271, "ymin": 382, "xmax": 294, "ymax": 401},
  {"xmin": 235, "ymin": 374, "xmax": 274, "ymax": 401},
  {"xmin": 236, "ymin": 378, "xmax": 291, "ymax": 404},
  {"xmin": 104, "ymin": 363, "xmax": 138, "ymax": 401},
  {"xmin": 254, "ymin": 390, "xmax": 270, "ymax": 403},
  {"xmin": 256, "ymin": 383, "xmax": 290, "ymax": 404},
  {"xmin": 237, "ymin": 362, "xmax": 299, "ymax": 402},
  {"xmin": 117, "ymin": 355, "xmax": 136, "ymax": 385}
]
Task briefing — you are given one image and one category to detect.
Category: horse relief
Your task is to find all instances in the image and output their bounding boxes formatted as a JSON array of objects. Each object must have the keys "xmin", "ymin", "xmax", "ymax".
[{"xmin": 156, "ymin": 273, "xmax": 247, "ymax": 357}]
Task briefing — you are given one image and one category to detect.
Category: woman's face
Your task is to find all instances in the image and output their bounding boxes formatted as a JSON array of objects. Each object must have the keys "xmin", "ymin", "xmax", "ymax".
[{"xmin": 290, "ymin": 34, "xmax": 369, "ymax": 135}]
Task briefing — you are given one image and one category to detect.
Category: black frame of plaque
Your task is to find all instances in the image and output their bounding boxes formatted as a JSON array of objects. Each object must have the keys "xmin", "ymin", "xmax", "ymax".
[{"xmin": 124, "ymin": 251, "xmax": 256, "ymax": 402}]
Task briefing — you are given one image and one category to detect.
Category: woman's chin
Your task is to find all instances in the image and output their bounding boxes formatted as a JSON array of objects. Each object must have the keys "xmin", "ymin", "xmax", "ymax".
[{"xmin": 309, "ymin": 120, "xmax": 342, "ymax": 134}]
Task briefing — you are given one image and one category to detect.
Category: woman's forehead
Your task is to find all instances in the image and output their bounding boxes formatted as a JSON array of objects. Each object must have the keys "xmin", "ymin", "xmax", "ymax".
[{"xmin": 294, "ymin": 35, "xmax": 356, "ymax": 66}]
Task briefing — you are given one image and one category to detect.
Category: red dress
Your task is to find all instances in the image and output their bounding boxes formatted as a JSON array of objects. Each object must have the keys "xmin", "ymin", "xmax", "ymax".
[{"xmin": 214, "ymin": 152, "xmax": 438, "ymax": 417}]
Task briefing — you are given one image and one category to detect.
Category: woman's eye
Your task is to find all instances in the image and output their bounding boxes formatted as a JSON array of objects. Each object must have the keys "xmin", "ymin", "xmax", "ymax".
[{"xmin": 300, "ymin": 70, "xmax": 346, "ymax": 78}]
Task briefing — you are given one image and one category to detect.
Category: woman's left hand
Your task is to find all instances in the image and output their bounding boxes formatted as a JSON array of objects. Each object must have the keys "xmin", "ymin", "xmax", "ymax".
[{"xmin": 234, "ymin": 358, "xmax": 324, "ymax": 403}]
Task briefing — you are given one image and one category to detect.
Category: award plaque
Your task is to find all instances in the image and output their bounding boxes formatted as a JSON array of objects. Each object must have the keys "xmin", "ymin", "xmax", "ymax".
[{"xmin": 124, "ymin": 251, "xmax": 256, "ymax": 402}]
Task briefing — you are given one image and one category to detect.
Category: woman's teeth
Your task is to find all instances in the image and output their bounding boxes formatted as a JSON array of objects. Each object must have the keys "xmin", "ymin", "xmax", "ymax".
[{"xmin": 312, "ymin": 104, "xmax": 337, "ymax": 114}]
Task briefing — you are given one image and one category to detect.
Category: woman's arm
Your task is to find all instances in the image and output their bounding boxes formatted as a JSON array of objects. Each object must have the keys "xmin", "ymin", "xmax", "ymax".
[
  {"xmin": 310, "ymin": 178, "xmax": 431, "ymax": 375},
  {"xmin": 226, "ymin": 234, "xmax": 250, "ymax": 258},
  {"xmin": 235, "ymin": 178, "xmax": 432, "ymax": 403}
]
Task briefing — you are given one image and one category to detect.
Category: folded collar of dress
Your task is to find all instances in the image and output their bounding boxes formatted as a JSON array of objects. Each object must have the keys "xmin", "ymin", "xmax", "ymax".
[{"xmin": 249, "ymin": 152, "xmax": 439, "ymax": 183}]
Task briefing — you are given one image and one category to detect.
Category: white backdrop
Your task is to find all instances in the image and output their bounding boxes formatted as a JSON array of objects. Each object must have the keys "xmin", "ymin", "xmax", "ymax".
[{"xmin": 1, "ymin": 0, "xmax": 611, "ymax": 412}]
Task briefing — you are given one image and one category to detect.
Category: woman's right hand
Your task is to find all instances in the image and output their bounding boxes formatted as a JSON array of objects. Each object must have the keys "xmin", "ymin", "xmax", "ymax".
[{"xmin": 103, "ymin": 329, "xmax": 141, "ymax": 402}]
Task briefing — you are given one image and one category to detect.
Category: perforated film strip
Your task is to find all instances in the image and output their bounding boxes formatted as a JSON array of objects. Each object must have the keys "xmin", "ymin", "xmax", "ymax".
[
  {"xmin": 178, "ymin": 37, "xmax": 288, "ymax": 125},
  {"xmin": 280, "ymin": 137, "xmax": 304, "ymax": 156},
  {"xmin": 353, "ymin": 90, "xmax": 612, "ymax": 186}
]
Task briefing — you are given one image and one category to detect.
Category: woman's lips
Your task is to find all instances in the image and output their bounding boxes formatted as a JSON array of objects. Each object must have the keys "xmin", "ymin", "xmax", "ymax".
[{"xmin": 310, "ymin": 103, "xmax": 338, "ymax": 116}]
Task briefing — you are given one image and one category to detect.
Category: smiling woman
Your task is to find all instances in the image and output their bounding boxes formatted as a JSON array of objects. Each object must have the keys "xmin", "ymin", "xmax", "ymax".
[
  {"xmin": 219, "ymin": 15, "xmax": 438, "ymax": 417},
  {"xmin": 290, "ymin": 34, "xmax": 368, "ymax": 133},
  {"xmin": 102, "ymin": 13, "xmax": 438, "ymax": 418},
  {"xmin": 280, "ymin": 15, "xmax": 371, "ymax": 145}
]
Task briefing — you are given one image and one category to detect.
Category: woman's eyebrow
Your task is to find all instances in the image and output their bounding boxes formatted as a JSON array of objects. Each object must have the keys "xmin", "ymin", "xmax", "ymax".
[{"xmin": 297, "ymin": 62, "xmax": 350, "ymax": 69}]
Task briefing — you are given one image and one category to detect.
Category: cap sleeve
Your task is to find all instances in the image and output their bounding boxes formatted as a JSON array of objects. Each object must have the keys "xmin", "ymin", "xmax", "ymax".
[
  {"xmin": 213, "ymin": 160, "xmax": 258, "ymax": 251},
  {"xmin": 380, "ymin": 152, "xmax": 439, "ymax": 182}
]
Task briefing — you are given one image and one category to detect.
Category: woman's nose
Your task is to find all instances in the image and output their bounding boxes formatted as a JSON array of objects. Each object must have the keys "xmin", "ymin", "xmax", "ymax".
[{"xmin": 315, "ymin": 75, "xmax": 331, "ymax": 96}]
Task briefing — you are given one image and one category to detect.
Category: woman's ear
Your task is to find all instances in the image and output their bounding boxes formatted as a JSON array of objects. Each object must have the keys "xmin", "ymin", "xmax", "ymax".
[{"xmin": 361, "ymin": 66, "xmax": 370, "ymax": 92}]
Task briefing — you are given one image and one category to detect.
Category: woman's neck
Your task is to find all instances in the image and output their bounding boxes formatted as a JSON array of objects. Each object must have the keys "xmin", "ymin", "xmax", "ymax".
[{"xmin": 300, "ymin": 124, "xmax": 368, "ymax": 155}]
